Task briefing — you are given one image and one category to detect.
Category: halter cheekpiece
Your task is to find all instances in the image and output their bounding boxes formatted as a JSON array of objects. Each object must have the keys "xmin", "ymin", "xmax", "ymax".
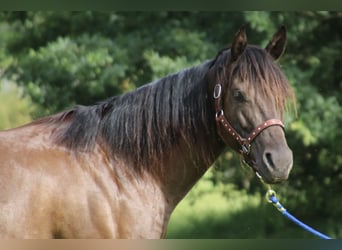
[{"xmin": 213, "ymin": 81, "xmax": 285, "ymax": 167}]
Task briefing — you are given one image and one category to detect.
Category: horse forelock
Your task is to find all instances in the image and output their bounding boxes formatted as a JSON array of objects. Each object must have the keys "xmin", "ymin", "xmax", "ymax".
[{"xmin": 216, "ymin": 45, "xmax": 296, "ymax": 116}]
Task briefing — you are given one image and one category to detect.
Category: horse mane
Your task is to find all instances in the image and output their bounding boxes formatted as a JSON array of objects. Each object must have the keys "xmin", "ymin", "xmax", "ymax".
[
  {"xmin": 34, "ymin": 45, "xmax": 295, "ymax": 176},
  {"xmin": 41, "ymin": 60, "xmax": 218, "ymax": 175}
]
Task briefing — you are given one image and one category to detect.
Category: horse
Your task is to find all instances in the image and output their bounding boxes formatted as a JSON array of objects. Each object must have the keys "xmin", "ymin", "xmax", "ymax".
[{"xmin": 0, "ymin": 26, "xmax": 295, "ymax": 238}]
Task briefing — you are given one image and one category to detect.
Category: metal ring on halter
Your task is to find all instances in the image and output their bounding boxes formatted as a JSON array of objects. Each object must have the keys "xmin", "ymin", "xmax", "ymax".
[
  {"xmin": 215, "ymin": 109, "xmax": 224, "ymax": 119},
  {"xmin": 213, "ymin": 84, "xmax": 222, "ymax": 99}
]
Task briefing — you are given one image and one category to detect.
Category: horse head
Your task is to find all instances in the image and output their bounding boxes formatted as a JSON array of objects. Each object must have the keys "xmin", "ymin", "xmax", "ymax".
[{"xmin": 210, "ymin": 26, "xmax": 295, "ymax": 184}]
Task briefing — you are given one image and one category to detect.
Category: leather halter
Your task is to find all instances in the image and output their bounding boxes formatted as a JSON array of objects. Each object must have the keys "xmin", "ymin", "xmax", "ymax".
[{"xmin": 213, "ymin": 82, "xmax": 285, "ymax": 167}]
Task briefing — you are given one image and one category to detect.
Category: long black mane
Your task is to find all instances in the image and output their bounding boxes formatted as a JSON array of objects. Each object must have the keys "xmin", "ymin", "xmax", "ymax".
[{"xmin": 46, "ymin": 59, "xmax": 218, "ymax": 174}]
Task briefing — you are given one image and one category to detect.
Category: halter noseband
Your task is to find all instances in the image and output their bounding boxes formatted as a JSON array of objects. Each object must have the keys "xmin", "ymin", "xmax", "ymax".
[{"xmin": 213, "ymin": 81, "xmax": 285, "ymax": 167}]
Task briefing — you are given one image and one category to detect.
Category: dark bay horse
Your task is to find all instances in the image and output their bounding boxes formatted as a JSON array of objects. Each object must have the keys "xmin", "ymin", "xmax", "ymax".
[{"xmin": 0, "ymin": 26, "xmax": 295, "ymax": 238}]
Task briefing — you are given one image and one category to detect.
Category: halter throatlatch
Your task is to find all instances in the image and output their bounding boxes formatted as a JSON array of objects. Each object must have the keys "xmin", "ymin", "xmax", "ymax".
[{"xmin": 213, "ymin": 82, "xmax": 285, "ymax": 167}]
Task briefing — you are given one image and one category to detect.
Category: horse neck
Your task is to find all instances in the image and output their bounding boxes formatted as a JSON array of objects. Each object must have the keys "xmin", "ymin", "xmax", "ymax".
[
  {"xmin": 159, "ymin": 136, "xmax": 223, "ymax": 207},
  {"xmin": 146, "ymin": 65, "xmax": 225, "ymax": 206},
  {"xmin": 101, "ymin": 61, "xmax": 225, "ymax": 206}
]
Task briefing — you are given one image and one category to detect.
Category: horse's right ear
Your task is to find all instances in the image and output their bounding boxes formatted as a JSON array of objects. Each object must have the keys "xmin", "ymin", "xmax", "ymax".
[{"xmin": 230, "ymin": 26, "xmax": 247, "ymax": 62}]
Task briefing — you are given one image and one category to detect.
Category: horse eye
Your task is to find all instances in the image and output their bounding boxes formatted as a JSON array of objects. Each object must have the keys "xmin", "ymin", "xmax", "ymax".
[{"xmin": 232, "ymin": 90, "xmax": 246, "ymax": 103}]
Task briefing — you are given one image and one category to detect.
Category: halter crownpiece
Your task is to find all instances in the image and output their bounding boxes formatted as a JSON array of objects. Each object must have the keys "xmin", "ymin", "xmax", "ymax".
[{"xmin": 213, "ymin": 82, "xmax": 285, "ymax": 166}]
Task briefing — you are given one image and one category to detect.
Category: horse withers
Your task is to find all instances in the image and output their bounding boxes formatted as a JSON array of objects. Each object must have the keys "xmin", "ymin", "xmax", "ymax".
[{"xmin": 0, "ymin": 26, "xmax": 295, "ymax": 238}]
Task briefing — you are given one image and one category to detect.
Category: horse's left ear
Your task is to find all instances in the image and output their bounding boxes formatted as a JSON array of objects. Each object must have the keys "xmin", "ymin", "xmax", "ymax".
[
  {"xmin": 265, "ymin": 26, "xmax": 287, "ymax": 60},
  {"xmin": 230, "ymin": 26, "xmax": 247, "ymax": 62}
]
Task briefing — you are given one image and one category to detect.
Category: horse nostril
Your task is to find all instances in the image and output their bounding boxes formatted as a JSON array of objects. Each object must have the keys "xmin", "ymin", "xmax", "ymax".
[
  {"xmin": 265, "ymin": 152, "xmax": 275, "ymax": 168},
  {"xmin": 261, "ymin": 148, "xmax": 293, "ymax": 183}
]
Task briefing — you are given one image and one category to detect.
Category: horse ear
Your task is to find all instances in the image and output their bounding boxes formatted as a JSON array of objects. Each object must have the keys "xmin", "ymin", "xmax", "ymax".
[
  {"xmin": 265, "ymin": 26, "xmax": 287, "ymax": 60},
  {"xmin": 230, "ymin": 26, "xmax": 247, "ymax": 62}
]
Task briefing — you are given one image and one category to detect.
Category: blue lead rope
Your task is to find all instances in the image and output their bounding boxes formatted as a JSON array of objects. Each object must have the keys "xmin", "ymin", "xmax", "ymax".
[{"xmin": 265, "ymin": 189, "xmax": 333, "ymax": 239}]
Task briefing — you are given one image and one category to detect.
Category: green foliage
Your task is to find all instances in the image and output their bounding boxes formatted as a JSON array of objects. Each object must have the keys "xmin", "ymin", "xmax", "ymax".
[
  {"xmin": 0, "ymin": 11, "xmax": 341, "ymax": 238},
  {"xmin": 167, "ymin": 170, "xmax": 263, "ymax": 238},
  {"xmin": 16, "ymin": 34, "xmax": 129, "ymax": 115},
  {"xmin": 0, "ymin": 80, "xmax": 35, "ymax": 129}
]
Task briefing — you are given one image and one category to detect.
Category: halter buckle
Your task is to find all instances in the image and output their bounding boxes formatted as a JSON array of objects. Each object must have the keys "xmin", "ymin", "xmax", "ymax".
[{"xmin": 241, "ymin": 143, "xmax": 251, "ymax": 155}]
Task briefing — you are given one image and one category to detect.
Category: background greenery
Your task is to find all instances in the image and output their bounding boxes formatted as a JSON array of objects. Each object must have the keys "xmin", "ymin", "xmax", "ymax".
[{"xmin": 0, "ymin": 12, "xmax": 341, "ymax": 238}]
